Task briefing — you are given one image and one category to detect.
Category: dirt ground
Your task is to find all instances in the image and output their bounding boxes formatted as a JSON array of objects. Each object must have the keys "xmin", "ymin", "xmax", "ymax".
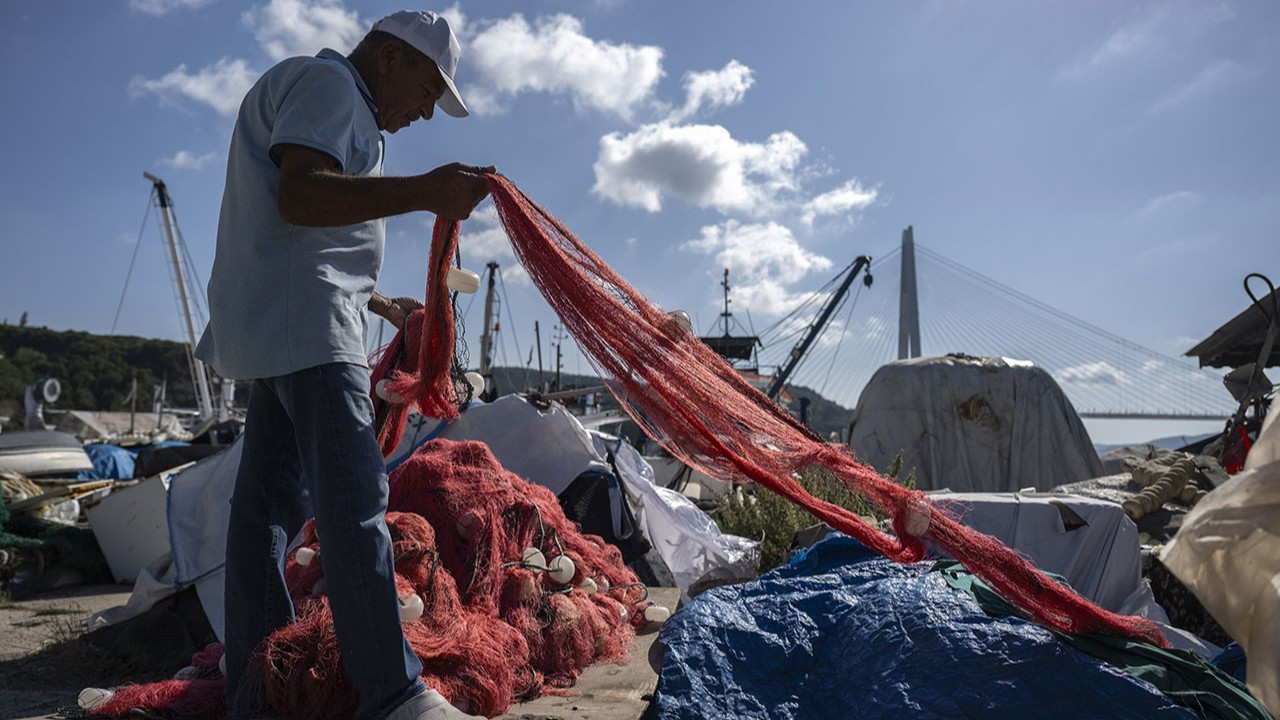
[
  {"xmin": 0, "ymin": 585, "xmax": 673, "ymax": 720},
  {"xmin": 0, "ymin": 584, "xmax": 136, "ymax": 720}
]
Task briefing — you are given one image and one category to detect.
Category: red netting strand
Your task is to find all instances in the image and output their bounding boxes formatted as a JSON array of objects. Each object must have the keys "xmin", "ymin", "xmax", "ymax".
[
  {"xmin": 371, "ymin": 218, "xmax": 464, "ymax": 456},
  {"xmin": 90, "ymin": 439, "xmax": 650, "ymax": 720},
  {"xmin": 461, "ymin": 173, "xmax": 1165, "ymax": 648}
]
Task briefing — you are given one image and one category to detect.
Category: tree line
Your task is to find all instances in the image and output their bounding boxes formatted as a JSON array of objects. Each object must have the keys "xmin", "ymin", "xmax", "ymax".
[{"xmin": 0, "ymin": 325, "xmax": 197, "ymax": 430}]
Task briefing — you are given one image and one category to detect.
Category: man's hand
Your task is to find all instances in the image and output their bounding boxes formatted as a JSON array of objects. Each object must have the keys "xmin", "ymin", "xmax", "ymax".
[
  {"xmin": 420, "ymin": 163, "xmax": 496, "ymax": 220},
  {"xmin": 369, "ymin": 292, "xmax": 424, "ymax": 330}
]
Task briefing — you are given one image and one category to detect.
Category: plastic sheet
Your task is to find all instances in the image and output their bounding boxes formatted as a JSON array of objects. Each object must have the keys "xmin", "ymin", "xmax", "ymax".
[
  {"xmin": 78, "ymin": 444, "xmax": 136, "ymax": 480},
  {"xmin": 1162, "ymin": 401, "xmax": 1280, "ymax": 717},
  {"xmin": 656, "ymin": 536, "xmax": 1198, "ymax": 720}
]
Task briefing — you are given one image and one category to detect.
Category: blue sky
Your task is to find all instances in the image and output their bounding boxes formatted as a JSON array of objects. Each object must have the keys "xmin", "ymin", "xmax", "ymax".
[{"xmin": 2, "ymin": 1, "xmax": 1277, "ymax": 444}]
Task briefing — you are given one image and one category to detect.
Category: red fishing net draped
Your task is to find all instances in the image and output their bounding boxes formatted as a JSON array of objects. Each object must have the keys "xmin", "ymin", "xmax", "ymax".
[
  {"xmin": 88, "ymin": 171, "xmax": 1168, "ymax": 720},
  {"xmin": 89, "ymin": 439, "xmax": 650, "ymax": 720},
  {"xmin": 476, "ymin": 173, "xmax": 1168, "ymax": 648}
]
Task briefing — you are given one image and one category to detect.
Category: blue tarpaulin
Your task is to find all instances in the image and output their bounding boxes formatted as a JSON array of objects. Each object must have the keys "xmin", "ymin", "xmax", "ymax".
[
  {"xmin": 77, "ymin": 444, "xmax": 137, "ymax": 480},
  {"xmin": 77, "ymin": 441, "xmax": 192, "ymax": 480},
  {"xmin": 655, "ymin": 536, "xmax": 1200, "ymax": 719}
]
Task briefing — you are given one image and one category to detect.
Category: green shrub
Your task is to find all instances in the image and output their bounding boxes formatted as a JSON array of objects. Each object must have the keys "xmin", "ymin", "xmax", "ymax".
[{"xmin": 715, "ymin": 452, "xmax": 915, "ymax": 573}]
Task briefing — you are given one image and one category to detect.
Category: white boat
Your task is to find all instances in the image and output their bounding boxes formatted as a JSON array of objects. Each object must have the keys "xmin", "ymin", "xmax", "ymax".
[{"xmin": 0, "ymin": 430, "xmax": 94, "ymax": 478}]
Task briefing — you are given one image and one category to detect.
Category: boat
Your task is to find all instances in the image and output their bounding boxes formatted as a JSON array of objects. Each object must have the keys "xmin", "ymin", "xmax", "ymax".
[{"xmin": 0, "ymin": 429, "xmax": 94, "ymax": 478}]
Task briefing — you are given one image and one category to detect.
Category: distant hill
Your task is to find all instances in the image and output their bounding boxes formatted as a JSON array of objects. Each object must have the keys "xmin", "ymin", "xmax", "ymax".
[
  {"xmin": 0, "ymin": 324, "xmax": 197, "ymax": 430},
  {"xmin": 482, "ymin": 365, "xmax": 854, "ymax": 440},
  {"xmin": 0, "ymin": 324, "xmax": 857, "ymax": 440},
  {"xmin": 785, "ymin": 384, "xmax": 856, "ymax": 441}
]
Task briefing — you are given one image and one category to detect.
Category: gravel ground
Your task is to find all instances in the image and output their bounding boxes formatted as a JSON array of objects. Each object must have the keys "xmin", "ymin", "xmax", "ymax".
[{"xmin": 0, "ymin": 584, "xmax": 135, "ymax": 720}]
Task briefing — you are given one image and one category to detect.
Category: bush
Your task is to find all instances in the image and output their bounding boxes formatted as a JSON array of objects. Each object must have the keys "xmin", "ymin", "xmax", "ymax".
[{"xmin": 715, "ymin": 452, "xmax": 915, "ymax": 573}]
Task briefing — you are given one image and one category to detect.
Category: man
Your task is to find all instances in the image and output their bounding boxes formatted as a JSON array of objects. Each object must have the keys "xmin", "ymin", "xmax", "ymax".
[{"xmin": 195, "ymin": 10, "xmax": 488, "ymax": 720}]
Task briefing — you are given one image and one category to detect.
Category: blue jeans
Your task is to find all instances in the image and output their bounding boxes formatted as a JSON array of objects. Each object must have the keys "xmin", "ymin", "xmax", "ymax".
[{"xmin": 224, "ymin": 362, "xmax": 425, "ymax": 719}]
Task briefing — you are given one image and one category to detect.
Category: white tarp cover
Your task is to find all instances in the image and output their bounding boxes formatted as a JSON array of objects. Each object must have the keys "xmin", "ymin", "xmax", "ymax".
[
  {"xmin": 1162, "ymin": 401, "xmax": 1280, "ymax": 716},
  {"xmin": 932, "ymin": 491, "xmax": 1149, "ymax": 612},
  {"xmin": 848, "ymin": 355, "xmax": 1103, "ymax": 493},
  {"xmin": 931, "ymin": 490, "xmax": 1218, "ymax": 656}
]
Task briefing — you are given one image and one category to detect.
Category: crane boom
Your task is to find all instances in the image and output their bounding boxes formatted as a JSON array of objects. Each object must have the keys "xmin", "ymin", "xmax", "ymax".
[{"xmin": 766, "ymin": 256, "xmax": 873, "ymax": 400}]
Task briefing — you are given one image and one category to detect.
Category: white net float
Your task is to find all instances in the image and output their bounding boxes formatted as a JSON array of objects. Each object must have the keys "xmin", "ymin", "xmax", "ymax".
[{"xmin": 447, "ymin": 267, "xmax": 481, "ymax": 294}]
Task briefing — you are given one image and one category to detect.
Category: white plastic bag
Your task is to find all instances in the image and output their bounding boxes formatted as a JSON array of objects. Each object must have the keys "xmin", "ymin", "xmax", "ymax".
[{"xmin": 1162, "ymin": 402, "xmax": 1280, "ymax": 715}]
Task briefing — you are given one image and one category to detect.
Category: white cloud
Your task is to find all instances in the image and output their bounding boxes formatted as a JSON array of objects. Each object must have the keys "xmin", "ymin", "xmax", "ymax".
[
  {"xmin": 1069, "ymin": 14, "xmax": 1160, "ymax": 76},
  {"xmin": 432, "ymin": 206, "xmax": 531, "ymax": 287},
  {"xmin": 130, "ymin": 57, "xmax": 258, "ymax": 117},
  {"xmin": 1140, "ymin": 359, "xmax": 1164, "ymax": 375},
  {"xmin": 1136, "ymin": 190, "xmax": 1199, "ymax": 217},
  {"xmin": 682, "ymin": 220, "xmax": 832, "ymax": 315},
  {"xmin": 500, "ymin": 264, "xmax": 532, "ymax": 287},
  {"xmin": 460, "ymin": 205, "xmax": 512, "ymax": 262},
  {"xmin": 1054, "ymin": 362, "xmax": 1129, "ymax": 386},
  {"xmin": 465, "ymin": 13, "xmax": 663, "ymax": 119},
  {"xmin": 668, "ymin": 60, "xmax": 754, "ymax": 122},
  {"xmin": 159, "ymin": 150, "xmax": 218, "ymax": 170},
  {"xmin": 1060, "ymin": 3, "xmax": 1234, "ymax": 79},
  {"xmin": 129, "ymin": 0, "xmax": 214, "ymax": 16},
  {"xmin": 801, "ymin": 179, "xmax": 878, "ymax": 228},
  {"xmin": 1150, "ymin": 60, "xmax": 1243, "ymax": 113},
  {"xmin": 243, "ymin": 0, "xmax": 365, "ymax": 62},
  {"xmin": 593, "ymin": 123, "xmax": 807, "ymax": 215}
]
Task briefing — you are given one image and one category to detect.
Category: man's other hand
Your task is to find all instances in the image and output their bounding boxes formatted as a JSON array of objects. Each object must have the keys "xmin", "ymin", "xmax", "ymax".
[
  {"xmin": 386, "ymin": 296, "xmax": 424, "ymax": 329},
  {"xmin": 421, "ymin": 163, "xmax": 496, "ymax": 220},
  {"xmin": 370, "ymin": 293, "xmax": 424, "ymax": 330}
]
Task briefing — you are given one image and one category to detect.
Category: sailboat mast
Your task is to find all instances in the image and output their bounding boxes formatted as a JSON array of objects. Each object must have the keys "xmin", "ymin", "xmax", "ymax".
[
  {"xmin": 479, "ymin": 261, "xmax": 499, "ymax": 384},
  {"xmin": 721, "ymin": 268, "xmax": 732, "ymax": 337},
  {"xmin": 144, "ymin": 172, "xmax": 214, "ymax": 420}
]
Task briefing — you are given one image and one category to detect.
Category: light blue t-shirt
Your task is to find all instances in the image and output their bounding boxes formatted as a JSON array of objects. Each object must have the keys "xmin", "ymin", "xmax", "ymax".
[{"xmin": 195, "ymin": 48, "xmax": 385, "ymax": 380}]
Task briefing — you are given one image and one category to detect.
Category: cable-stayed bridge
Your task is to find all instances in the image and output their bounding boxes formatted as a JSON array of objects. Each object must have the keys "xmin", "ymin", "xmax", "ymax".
[{"xmin": 752, "ymin": 230, "xmax": 1234, "ymax": 420}]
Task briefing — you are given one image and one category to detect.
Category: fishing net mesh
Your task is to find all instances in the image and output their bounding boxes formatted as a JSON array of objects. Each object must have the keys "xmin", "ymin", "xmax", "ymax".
[{"xmin": 476, "ymin": 173, "xmax": 1167, "ymax": 648}]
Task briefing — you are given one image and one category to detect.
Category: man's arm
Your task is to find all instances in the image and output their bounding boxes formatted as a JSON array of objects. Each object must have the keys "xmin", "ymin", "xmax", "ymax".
[{"xmin": 276, "ymin": 144, "xmax": 493, "ymax": 227}]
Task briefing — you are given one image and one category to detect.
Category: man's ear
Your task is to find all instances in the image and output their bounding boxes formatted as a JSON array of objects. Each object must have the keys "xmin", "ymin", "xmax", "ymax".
[{"xmin": 377, "ymin": 39, "xmax": 402, "ymax": 75}]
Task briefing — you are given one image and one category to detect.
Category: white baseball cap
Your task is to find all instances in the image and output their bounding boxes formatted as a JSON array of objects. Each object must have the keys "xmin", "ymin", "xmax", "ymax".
[{"xmin": 372, "ymin": 10, "xmax": 468, "ymax": 118}]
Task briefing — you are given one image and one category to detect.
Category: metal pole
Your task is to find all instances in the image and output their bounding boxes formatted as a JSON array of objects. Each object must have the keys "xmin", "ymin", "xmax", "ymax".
[
  {"xmin": 555, "ymin": 330, "xmax": 563, "ymax": 392},
  {"xmin": 721, "ymin": 268, "xmax": 731, "ymax": 336},
  {"xmin": 145, "ymin": 172, "xmax": 214, "ymax": 420},
  {"xmin": 129, "ymin": 375, "xmax": 137, "ymax": 434},
  {"xmin": 534, "ymin": 321, "xmax": 544, "ymax": 391},
  {"xmin": 479, "ymin": 262, "xmax": 498, "ymax": 377}
]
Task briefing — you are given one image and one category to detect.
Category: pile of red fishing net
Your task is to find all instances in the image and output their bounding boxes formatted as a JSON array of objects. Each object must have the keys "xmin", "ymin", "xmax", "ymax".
[{"xmin": 87, "ymin": 439, "xmax": 650, "ymax": 720}]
